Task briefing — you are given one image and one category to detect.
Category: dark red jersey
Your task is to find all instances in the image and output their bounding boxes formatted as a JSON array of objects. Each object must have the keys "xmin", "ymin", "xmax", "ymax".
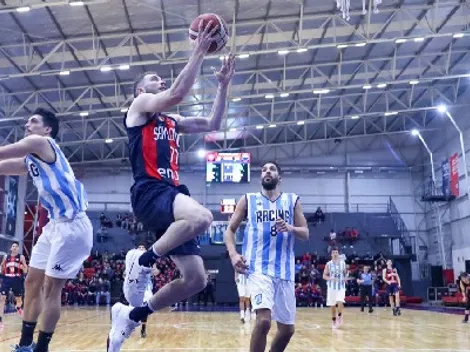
[
  {"xmin": 3, "ymin": 254, "xmax": 22, "ymax": 277},
  {"xmin": 126, "ymin": 113, "xmax": 180, "ymax": 186}
]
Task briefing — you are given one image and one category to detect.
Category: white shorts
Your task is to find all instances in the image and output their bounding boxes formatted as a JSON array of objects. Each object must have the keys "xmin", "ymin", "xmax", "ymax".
[
  {"xmin": 248, "ymin": 273, "xmax": 296, "ymax": 325},
  {"xmin": 327, "ymin": 289, "xmax": 346, "ymax": 306},
  {"xmin": 237, "ymin": 283, "xmax": 250, "ymax": 298},
  {"xmin": 30, "ymin": 213, "xmax": 93, "ymax": 279}
]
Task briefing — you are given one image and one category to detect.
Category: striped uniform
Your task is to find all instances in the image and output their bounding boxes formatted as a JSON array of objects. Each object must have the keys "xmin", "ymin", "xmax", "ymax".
[
  {"xmin": 326, "ymin": 260, "xmax": 347, "ymax": 306},
  {"xmin": 236, "ymin": 273, "xmax": 249, "ymax": 298},
  {"xmin": 242, "ymin": 192, "xmax": 298, "ymax": 325},
  {"xmin": 26, "ymin": 137, "xmax": 93, "ymax": 279},
  {"xmin": 0, "ymin": 254, "xmax": 24, "ymax": 296}
]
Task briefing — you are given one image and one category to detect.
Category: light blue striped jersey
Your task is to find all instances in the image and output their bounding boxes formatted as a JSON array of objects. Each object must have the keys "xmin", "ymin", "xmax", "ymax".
[
  {"xmin": 242, "ymin": 192, "xmax": 298, "ymax": 282},
  {"xmin": 326, "ymin": 260, "xmax": 347, "ymax": 291},
  {"xmin": 25, "ymin": 138, "xmax": 87, "ymax": 220}
]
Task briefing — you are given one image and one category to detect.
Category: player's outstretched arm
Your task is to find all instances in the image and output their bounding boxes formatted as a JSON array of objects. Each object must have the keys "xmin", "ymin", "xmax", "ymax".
[
  {"xmin": 0, "ymin": 159, "xmax": 27, "ymax": 175},
  {"xmin": 175, "ymin": 53, "xmax": 235, "ymax": 133},
  {"xmin": 128, "ymin": 22, "xmax": 218, "ymax": 117},
  {"xmin": 224, "ymin": 196, "xmax": 248, "ymax": 273}
]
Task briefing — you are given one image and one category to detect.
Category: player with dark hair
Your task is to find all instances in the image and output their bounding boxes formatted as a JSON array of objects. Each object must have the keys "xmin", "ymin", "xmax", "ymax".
[
  {"xmin": 107, "ymin": 21, "xmax": 235, "ymax": 351},
  {"xmin": 0, "ymin": 108, "xmax": 92, "ymax": 352},
  {"xmin": 383, "ymin": 259, "xmax": 401, "ymax": 316},
  {"xmin": 460, "ymin": 273, "xmax": 470, "ymax": 323},
  {"xmin": 323, "ymin": 247, "xmax": 347, "ymax": 329},
  {"xmin": 225, "ymin": 161, "xmax": 309, "ymax": 352},
  {"xmin": 0, "ymin": 241, "xmax": 28, "ymax": 328}
]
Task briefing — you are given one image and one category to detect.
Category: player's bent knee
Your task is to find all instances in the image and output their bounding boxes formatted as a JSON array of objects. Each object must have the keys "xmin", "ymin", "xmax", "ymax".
[
  {"xmin": 191, "ymin": 208, "xmax": 213, "ymax": 233},
  {"xmin": 279, "ymin": 324, "xmax": 295, "ymax": 338},
  {"xmin": 256, "ymin": 317, "xmax": 271, "ymax": 334},
  {"xmin": 186, "ymin": 269, "xmax": 207, "ymax": 294}
]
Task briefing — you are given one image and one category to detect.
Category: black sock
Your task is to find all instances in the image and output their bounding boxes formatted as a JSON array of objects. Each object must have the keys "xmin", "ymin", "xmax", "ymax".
[
  {"xmin": 34, "ymin": 331, "xmax": 54, "ymax": 352},
  {"xmin": 129, "ymin": 304, "xmax": 153, "ymax": 323},
  {"xmin": 332, "ymin": 317, "xmax": 336, "ymax": 322},
  {"xmin": 19, "ymin": 321, "xmax": 37, "ymax": 346},
  {"xmin": 464, "ymin": 313, "xmax": 469, "ymax": 321},
  {"xmin": 0, "ymin": 316, "xmax": 2, "ymax": 322},
  {"xmin": 338, "ymin": 313, "xmax": 342, "ymax": 317},
  {"xmin": 141, "ymin": 323, "xmax": 147, "ymax": 333},
  {"xmin": 138, "ymin": 250, "xmax": 159, "ymax": 268}
]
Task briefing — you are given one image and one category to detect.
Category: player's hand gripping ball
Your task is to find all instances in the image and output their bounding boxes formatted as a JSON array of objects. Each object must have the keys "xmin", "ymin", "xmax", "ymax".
[{"xmin": 189, "ymin": 13, "xmax": 229, "ymax": 53}]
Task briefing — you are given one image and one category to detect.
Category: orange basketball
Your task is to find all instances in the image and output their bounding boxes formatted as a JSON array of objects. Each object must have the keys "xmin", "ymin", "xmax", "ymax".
[{"xmin": 188, "ymin": 13, "xmax": 229, "ymax": 53}]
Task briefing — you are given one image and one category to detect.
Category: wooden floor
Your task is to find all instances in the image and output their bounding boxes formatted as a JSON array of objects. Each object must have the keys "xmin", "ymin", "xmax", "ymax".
[{"xmin": 0, "ymin": 306, "xmax": 469, "ymax": 351}]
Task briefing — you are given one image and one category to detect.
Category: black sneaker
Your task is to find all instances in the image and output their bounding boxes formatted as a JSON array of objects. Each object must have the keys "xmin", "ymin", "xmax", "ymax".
[
  {"xmin": 141, "ymin": 330, "xmax": 147, "ymax": 338},
  {"xmin": 397, "ymin": 308, "xmax": 401, "ymax": 316},
  {"xmin": 369, "ymin": 308, "xmax": 374, "ymax": 313},
  {"xmin": 393, "ymin": 308, "xmax": 397, "ymax": 316}
]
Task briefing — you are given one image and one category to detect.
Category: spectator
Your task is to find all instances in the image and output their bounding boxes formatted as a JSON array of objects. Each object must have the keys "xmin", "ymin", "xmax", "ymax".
[
  {"xmin": 295, "ymin": 259, "xmax": 303, "ymax": 274},
  {"xmin": 352, "ymin": 227, "xmax": 359, "ymax": 239},
  {"xmin": 313, "ymin": 207, "xmax": 325, "ymax": 224},
  {"xmin": 96, "ymin": 277, "xmax": 111, "ymax": 306},
  {"xmin": 309, "ymin": 264, "xmax": 320, "ymax": 284},
  {"xmin": 302, "ymin": 252, "xmax": 312, "ymax": 265},
  {"xmin": 343, "ymin": 227, "xmax": 352, "ymax": 238},
  {"xmin": 329, "ymin": 229, "xmax": 337, "ymax": 241}
]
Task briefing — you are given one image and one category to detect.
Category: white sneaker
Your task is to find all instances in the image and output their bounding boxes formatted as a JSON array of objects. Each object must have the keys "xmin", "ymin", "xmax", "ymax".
[{"xmin": 107, "ymin": 303, "xmax": 140, "ymax": 352}]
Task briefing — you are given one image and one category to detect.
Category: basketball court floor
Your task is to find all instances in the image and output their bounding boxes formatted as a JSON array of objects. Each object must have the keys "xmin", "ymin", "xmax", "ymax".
[{"xmin": 0, "ymin": 306, "xmax": 468, "ymax": 351}]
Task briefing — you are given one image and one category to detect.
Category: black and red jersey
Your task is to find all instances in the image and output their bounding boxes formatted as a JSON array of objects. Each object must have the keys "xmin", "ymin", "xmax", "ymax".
[
  {"xmin": 126, "ymin": 113, "xmax": 180, "ymax": 186},
  {"xmin": 385, "ymin": 268, "xmax": 398, "ymax": 283},
  {"xmin": 3, "ymin": 254, "xmax": 22, "ymax": 277}
]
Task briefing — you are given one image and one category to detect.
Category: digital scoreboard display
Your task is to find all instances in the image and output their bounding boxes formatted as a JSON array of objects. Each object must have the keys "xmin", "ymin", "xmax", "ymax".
[{"xmin": 206, "ymin": 152, "xmax": 251, "ymax": 184}]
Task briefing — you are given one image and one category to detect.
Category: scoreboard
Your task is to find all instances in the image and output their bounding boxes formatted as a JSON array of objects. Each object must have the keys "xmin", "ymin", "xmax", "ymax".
[{"xmin": 206, "ymin": 152, "xmax": 251, "ymax": 183}]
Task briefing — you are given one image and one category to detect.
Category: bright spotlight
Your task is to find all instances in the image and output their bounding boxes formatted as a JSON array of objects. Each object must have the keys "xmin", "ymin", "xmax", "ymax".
[
  {"xmin": 437, "ymin": 105, "xmax": 447, "ymax": 113},
  {"xmin": 411, "ymin": 129, "xmax": 419, "ymax": 136},
  {"xmin": 197, "ymin": 149, "xmax": 206, "ymax": 158}
]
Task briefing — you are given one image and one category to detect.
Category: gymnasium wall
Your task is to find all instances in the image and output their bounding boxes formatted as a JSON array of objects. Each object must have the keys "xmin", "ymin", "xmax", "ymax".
[{"xmin": 423, "ymin": 107, "xmax": 470, "ymax": 270}]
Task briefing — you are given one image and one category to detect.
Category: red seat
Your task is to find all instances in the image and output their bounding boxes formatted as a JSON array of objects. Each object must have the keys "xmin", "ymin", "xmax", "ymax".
[
  {"xmin": 345, "ymin": 296, "xmax": 361, "ymax": 303},
  {"xmin": 406, "ymin": 297, "xmax": 423, "ymax": 304}
]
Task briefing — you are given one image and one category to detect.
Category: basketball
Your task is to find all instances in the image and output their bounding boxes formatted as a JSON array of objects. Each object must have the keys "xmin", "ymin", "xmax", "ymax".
[{"xmin": 188, "ymin": 13, "xmax": 229, "ymax": 53}]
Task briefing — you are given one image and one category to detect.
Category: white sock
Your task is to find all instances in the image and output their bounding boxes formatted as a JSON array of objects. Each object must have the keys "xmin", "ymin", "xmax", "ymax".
[{"xmin": 240, "ymin": 310, "xmax": 245, "ymax": 318}]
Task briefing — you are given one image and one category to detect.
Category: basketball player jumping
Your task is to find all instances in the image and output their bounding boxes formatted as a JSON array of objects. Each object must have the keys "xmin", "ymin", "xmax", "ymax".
[
  {"xmin": 383, "ymin": 259, "xmax": 401, "ymax": 316},
  {"xmin": 0, "ymin": 108, "xmax": 92, "ymax": 352},
  {"xmin": 235, "ymin": 271, "xmax": 251, "ymax": 323},
  {"xmin": 323, "ymin": 247, "xmax": 347, "ymax": 329},
  {"xmin": 225, "ymin": 161, "xmax": 309, "ymax": 352},
  {"xmin": 107, "ymin": 21, "xmax": 235, "ymax": 351},
  {"xmin": 459, "ymin": 272, "xmax": 469, "ymax": 323},
  {"xmin": 0, "ymin": 241, "xmax": 28, "ymax": 328}
]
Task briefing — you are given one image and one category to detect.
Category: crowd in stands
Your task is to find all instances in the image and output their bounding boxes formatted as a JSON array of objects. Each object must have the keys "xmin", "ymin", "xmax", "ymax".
[{"xmin": 96, "ymin": 212, "xmax": 145, "ymax": 243}]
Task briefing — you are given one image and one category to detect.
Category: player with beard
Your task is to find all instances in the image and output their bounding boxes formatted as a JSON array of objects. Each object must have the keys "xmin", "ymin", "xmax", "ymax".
[{"xmin": 224, "ymin": 161, "xmax": 309, "ymax": 352}]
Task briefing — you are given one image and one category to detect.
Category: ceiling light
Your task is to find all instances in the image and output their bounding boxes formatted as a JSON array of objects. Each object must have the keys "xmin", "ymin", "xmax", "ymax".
[
  {"xmin": 120, "ymin": 108, "xmax": 128, "ymax": 113},
  {"xmin": 384, "ymin": 111, "xmax": 398, "ymax": 116},
  {"xmin": 232, "ymin": 97, "xmax": 241, "ymax": 102},
  {"xmin": 296, "ymin": 48, "xmax": 308, "ymax": 53},
  {"xmin": 313, "ymin": 89, "xmax": 330, "ymax": 94},
  {"xmin": 118, "ymin": 64, "xmax": 130, "ymax": 70},
  {"xmin": 280, "ymin": 93, "xmax": 289, "ymax": 98},
  {"xmin": 269, "ymin": 124, "xmax": 276, "ymax": 128},
  {"xmin": 453, "ymin": 33, "xmax": 464, "ymax": 38},
  {"xmin": 355, "ymin": 42, "xmax": 366, "ymax": 47},
  {"xmin": 414, "ymin": 37, "xmax": 425, "ymax": 42},
  {"xmin": 197, "ymin": 149, "xmax": 206, "ymax": 158},
  {"xmin": 409, "ymin": 80, "xmax": 419, "ymax": 85},
  {"xmin": 411, "ymin": 129, "xmax": 419, "ymax": 136},
  {"xmin": 395, "ymin": 38, "xmax": 407, "ymax": 44},
  {"xmin": 277, "ymin": 50, "xmax": 289, "ymax": 55},
  {"xmin": 238, "ymin": 54, "xmax": 250, "ymax": 59},
  {"xmin": 436, "ymin": 105, "xmax": 447, "ymax": 113},
  {"xmin": 229, "ymin": 128, "xmax": 237, "ymax": 132},
  {"xmin": 337, "ymin": 44, "xmax": 348, "ymax": 49},
  {"xmin": 363, "ymin": 85, "xmax": 372, "ymax": 90},
  {"xmin": 16, "ymin": 6, "xmax": 31, "ymax": 12},
  {"xmin": 219, "ymin": 56, "xmax": 227, "ymax": 61},
  {"xmin": 100, "ymin": 66, "xmax": 112, "ymax": 72},
  {"xmin": 59, "ymin": 70, "xmax": 70, "ymax": 76},
  {"xmin": 297, "ymin": 121, "xmax": 305, "ymax": 125},
  {"xmin": 79, "ymin": 112, "xmax": 89, "ymax": 117},
  {"xmin": 377, "ymin": 83, "xmax": 387, "ymax": 88},
  {"xmin": 351, "ymin": 115, "xmax": 360, "ymax": 119},
  {"xmin": 69, "ymin": 1, "xmax": 84, "ymax": 5},
  {"xmin": 265, "ymin": 94, "xmax": 274, "ymax": 99},
  {"xmin": 105, "ymin": 138, "xmax": 113, "ymax": 144},
  {"xmin": 256, "ymin": 125, "xmax": 264, "ymax": 129}
]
